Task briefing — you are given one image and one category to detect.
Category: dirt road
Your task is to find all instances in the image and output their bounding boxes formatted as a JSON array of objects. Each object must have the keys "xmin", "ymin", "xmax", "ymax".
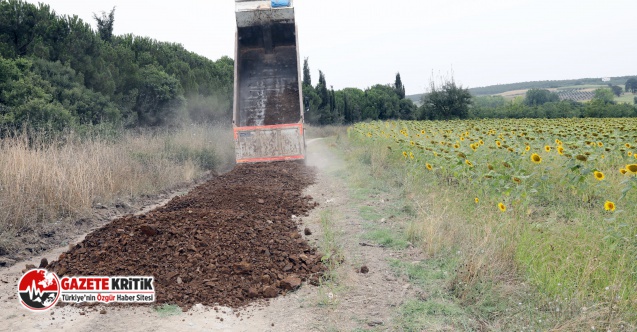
[{"xmin": 0, "ymin": 139, "xmax": 423, "ymax": 331}]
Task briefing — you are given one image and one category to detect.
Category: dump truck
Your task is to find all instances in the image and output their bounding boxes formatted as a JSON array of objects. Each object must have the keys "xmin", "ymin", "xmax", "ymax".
[{"xmin": 233, "ymin": 0, "xmax": 305, "ymax": 163}]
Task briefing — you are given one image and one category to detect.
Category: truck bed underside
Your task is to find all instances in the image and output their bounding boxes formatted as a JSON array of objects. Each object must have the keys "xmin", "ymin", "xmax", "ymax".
[
  {"xmin": 233, "ymin": 22, "xmax": 304, "ymax": 163},
  {"xmin": 237, "ymin": 45, "xmax": 301, "ymax": 127}
]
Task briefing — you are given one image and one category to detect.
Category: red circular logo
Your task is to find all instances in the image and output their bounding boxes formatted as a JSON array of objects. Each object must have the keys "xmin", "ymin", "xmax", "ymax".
[{"xmin": 17, "ymin": 269, "xmax": 60, "ymax": 311}]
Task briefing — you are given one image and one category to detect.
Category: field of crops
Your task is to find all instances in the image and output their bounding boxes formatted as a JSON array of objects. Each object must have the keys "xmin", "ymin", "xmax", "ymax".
[{"xmin": 350, "ymin": 118, "xmax": 637, "ymax": 323}]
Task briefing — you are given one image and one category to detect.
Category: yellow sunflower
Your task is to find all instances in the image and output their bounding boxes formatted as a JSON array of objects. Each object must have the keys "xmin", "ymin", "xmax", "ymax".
[
  {"xmin": 498, "ymin": 203, "xmax": 506, "ymax": 212},
  {"xmin": 557, "ymin": 146, "xmax": 564, "ymax": 155},
  {"xmin": 525, "ymin": 146, "xmax": 531, "ymax": 152},
  {"xmin": 620, "ymin": 168, "xmax": 627, "ymax": 175},
  {"xmin": 474, "ymin": 197, "xmax": 479, "ymax": 204},
  {"xmin": 426, "ymin": 163, "xmax": 433, "ymax": 171},
  {"xmin": 465, "ymin": 159, "xmax": 474, "ymax": 167},
  {"xmin": 531, "ymin": 153, "xmax": 542, "ymax": 164},
  {"xmin": 604, "ymin": 201, "xmax": 616, "ymax": 212},
  {"xmin": 594, "ymin": 171, "xmax": 604, "ymax": 181},
  {"xmin": 626, "ymin": 164, "xmax": 637, "ymax": 173},
  {"xmin": 544, "ymin": 145, "xmax": 551, "ymax": 152}
]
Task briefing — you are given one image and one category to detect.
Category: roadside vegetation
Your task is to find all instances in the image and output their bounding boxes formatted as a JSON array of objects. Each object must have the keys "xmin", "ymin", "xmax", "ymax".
[
  {"xmin": 0, "ymin": 124, "xmax": 234, "ymax": 254},
  {"xmin": 344, "ymin": 118, "xmax": 637, "ymax": 330}
]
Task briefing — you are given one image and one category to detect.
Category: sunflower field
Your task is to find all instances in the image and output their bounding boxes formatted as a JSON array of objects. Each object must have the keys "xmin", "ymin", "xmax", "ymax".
[{"xmin": 349, "ymin": 118, "xmax": 637, "ymax": 324}]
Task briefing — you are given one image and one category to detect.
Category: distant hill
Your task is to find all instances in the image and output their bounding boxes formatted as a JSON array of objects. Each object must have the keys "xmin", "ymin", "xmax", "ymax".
[
  {"xmin": 407, "ymin": 76, "xmax": 637, "ymax": 103},
  {"xmin": 469, "ymin": 76, "xmax": 634, "ymax": 96}
]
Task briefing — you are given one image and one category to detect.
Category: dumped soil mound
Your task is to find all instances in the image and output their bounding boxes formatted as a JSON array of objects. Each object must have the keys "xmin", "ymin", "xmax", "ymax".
[{"xmin": 47, "ymin": 162, "xmax": 324, "ymax": 309}]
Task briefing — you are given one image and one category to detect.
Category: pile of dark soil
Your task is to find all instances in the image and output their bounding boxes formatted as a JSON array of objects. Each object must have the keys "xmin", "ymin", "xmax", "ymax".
[{"xmin": 47, "ymin": 162, "xmax": 324, "ymax": 308}]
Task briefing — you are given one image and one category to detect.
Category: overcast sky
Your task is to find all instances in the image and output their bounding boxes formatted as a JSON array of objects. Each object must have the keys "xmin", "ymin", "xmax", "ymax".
[{"xmin": 26, "ymin": 0, "xmax": 637, "ymax": 95}]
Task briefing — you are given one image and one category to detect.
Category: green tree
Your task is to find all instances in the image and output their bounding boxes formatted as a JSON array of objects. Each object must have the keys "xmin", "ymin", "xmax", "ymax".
[
  {"xmin": 394, "ymin": 72, "xmax": 405, "ymax": 99},
  {"xmin": 584, "ymin": 99, "xmax": 636, "ymax": 118},
  {"xmin": 610, "ymin": 85, "xmax": 622, "ymax": 97},
  {"xmin": 133, "ymin": 65, "xmax": 184, "ymax": 126},
  {"xmin": 339, "ymin": 87, "xmax": 364, "ymax": 123},
  {"xmin": 0, "ymin": 0, "xmax": 53, "ymax": 58},
  {"xmin": 419, "ymin": 80, "xmax": 472, "ymax": 120},
  {"xmin": 524, "ymin": 88, "xmax": 559, "ymax": 106},
  {"xmin": 329, "ymin": 86, "xmax": 339, "ymax": 123},
  {"xmin": 302, "ymin": 83, "xmax": 321, "ymax": 124},
  {"xmin": 302, "ymin": 57, "xmax": 311, "ymax": 87},
  {"xmin": 398, "ymin": 98, "xmax": 416, "ymax": 120},
  {"xmin": 625, "ymin": 77, "xmax": 637, "ymax": 94},
  {"xmin": 473, "ymin": 95, "xmax": 507, "ymax": 108},
  {"xmin": 314, "ymin": 70, "xmax": 331, "ymax": 124},
  {"xmin": 93, "ymin": 7, "xmax": 115, "ymax": 43},
  {"xmin": 625, "ymin": 78, "xmax": 637, "ymax": 94},
  {"xmin": 592, "ymin": 87, "xmax": 615, "ymax": 104},
  {"xmin": 363, "ymin": 85, "xmax": 400, "ymax": 120}
]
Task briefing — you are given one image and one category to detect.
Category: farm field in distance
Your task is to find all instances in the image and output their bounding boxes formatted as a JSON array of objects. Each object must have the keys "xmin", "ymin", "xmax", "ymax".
[{"xmin": 349, "ymin": 118, "xmax": 637, "ymax": 328}]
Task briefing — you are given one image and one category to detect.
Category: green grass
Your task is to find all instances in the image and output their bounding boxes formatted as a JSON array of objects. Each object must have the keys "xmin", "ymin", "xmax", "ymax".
[
  {"xmin": 318, "ymin": 209, "xmax": 343, "ymax": 266},
  {"xmin": 338, "ymin": 137, "xmax": 489, "ymax": 331},
  {"xmin": 616, "ymin": 93, "xmax": 636, "ymax": 104},
  {"xmin": 397, "ymin": 299, "xmax": 471, "ymax": 332},
  {"xmin": 343, "ymin": 119, "xmax": 637, "ymax": 330},
  {"xmin": 316, "ymin": 209, "xmax": 345, "ymax": 308},
  {"xmin": 388, "ymin": 259, "xmax": 448, "ymax": 286},
  {"xmin": 358, "ymin": 206, "xmax": 382, "ymax": 221},
  {"xmin": 362, "ymin": 226, "xmax": 409, "ymax": 249}
]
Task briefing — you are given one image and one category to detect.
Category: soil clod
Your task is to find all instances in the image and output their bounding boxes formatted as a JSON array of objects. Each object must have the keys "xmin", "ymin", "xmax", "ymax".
[
  {"xmin": 280, "ymin": 276, "xmax": 302, "ymax": 290},
  {"xmin": 139, "ymin": 225, "xmax": 159, "ymax": 236},
  {"xmin": 22, "ymin": 264, "xmax": 36, "ymax": 273},
  {"xmin": 46, "ymin": 162, "xmax": 324, "ymax": 309}
]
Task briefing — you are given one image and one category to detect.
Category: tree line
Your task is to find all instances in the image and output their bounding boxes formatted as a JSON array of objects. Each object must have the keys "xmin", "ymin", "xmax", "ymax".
[
  {"xmin": 1, "ymin": 0, "xmax": 634, "ymax": 132},
  {"xmin": 302, "ymin": 58, "xmax": 418, "ymax": 125},
  {"xmin": 0, "ymin": 0, "xmax": 233, "ymax": 132},
  {"xmin": 470, "ymin": 85, "xmax": 637, "ymax": 119}
]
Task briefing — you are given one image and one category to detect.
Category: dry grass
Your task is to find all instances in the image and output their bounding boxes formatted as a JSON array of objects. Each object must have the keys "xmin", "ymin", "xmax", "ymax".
[
  {"xmin": 0, "ymin": 124, "xmax": 234, "ymax": 252},
  {"xmin": 304, "ymin": 125, "xmax": 346, "ymax": 139}
]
